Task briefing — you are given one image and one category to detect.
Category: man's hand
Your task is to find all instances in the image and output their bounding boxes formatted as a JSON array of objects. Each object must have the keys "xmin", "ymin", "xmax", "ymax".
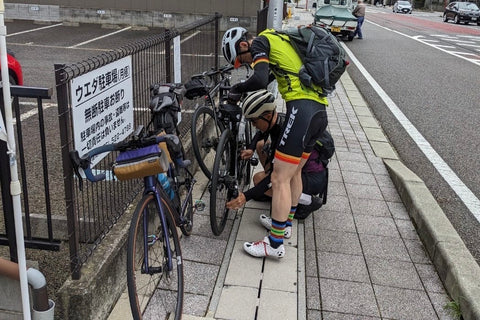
[
  {"xmin": 240, "ymin": 149, "xmax": 254, "ymax": 160},
  {"xmin": 226, "ymin": 192, "xmax": 247, "ymax": 210}
]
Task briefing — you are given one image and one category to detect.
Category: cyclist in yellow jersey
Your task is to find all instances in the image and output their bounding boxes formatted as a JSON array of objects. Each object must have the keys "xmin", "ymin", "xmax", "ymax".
[{"xmin": 222, "ymin": 27, "xmax": 328, "ymax": 258}]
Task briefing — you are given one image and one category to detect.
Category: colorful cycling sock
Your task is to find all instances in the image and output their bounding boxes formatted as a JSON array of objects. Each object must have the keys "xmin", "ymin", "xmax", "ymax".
[
  {"xmin": 268, "ymin": 218, "xmax": 286, "ymax": 248},
  {"xmin": 286, "ymin": 207, "xmax": 296, "ymax": 227}
]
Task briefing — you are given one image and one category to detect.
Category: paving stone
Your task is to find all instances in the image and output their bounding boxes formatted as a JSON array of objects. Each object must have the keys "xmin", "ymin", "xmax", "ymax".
[
  {"xmin": 263, "ymin": 246, "xmax": 298, "ymax": 292},
  {"xmin": 320, "ymin": 278, "xmax": 380, "ymax": 317},
  {"xmin": 365, "ymin": 256, "xmax": 423, "ymax": 290},
  {"xmin": 305, "ymin": 249, "xmax": 318, "ymax": 278},
  {"xmin": 379, "ymin": 185, "xmax": 403, "ymax": 203},
  {"xmin": 374, "ymin": 285, "xmax": 437, "ymax": 320},
  {"xmin": 323, "ymin": 312, "xmax": 381, "ymax": 319},
  {"xmin": 354, "ymin": 215, "xmax": 399, "ymax": 238},
  {"xmin": 322, "ymin": 195, "xmax": 351, "ymax": 213},
  {"xmin": 342, "ymin": 171, "xmax": 377, "ymax": 186},
  {"xmin": 257, "ymin": 289, "xmax": 297, "ymax": 320},
  {"xmin": 184, "ymin": 260, "xmax": 220, "ymax": 295},
  {"xmin": 360, "ymin": 234, "xmax": 410, "ymax": 261},
  {"xmin": 404, "ymin": 239, "xmax": 431, "ymax": 264},
  {"xmin": 182, "ymin": 293, "xmax": 211, "ymax": 317},
  {"xmin": 345, "ymin": 183, "xmax": 384, "ymax": 201},
  {"xmin": 181, "ymin": 235, "xmax": 227, "ymax": 265},
  {"xmin": 224, "ymin": 241, "xmax": 263, "ymax": 288},
  {"xmin": 387, "ymin": 201, "xmax": 410, "ymax": 220},
  {"xmin": 314, "ymin": 209, "xmax": 356, "ymax": 233},
  {"xmin": 415, "ymin": 263, "xmax": 447, "ymax": 294},
  {"xmin": 338, "ymin": 160, "xmax": 372, "ymax": 173},
  {"xmin": 428, "ymin": 292, "xmax": 458, "ymax": 320},
  {"xmin": 215, "ymin": 286, "xmax": 258, "ymax": 320},
  {"xmin": 316, "ymin": 230, "xmax": 362, "ymax": 256},
  {"xmin": 350, "ymin": 197, "xmax": 391, "ymax": 217},
  {"xmin": 306, "ymin": 276, "xmax": 321, "ymax": 310},
  {"xmin": 395, "ymin": 219, "xmax": 421, "ymax": 241},
  {"xmin": 327, "ymin": 181, "xmax": 348, "ymax": 197},
  {"xmin": 317, "ymin": 252, "xmax": 369, "ymax": 283}
]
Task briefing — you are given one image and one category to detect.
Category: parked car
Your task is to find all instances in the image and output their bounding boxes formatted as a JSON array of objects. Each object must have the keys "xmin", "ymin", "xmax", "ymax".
[
  {"xmin": 393, "ymin": 0, "xmax": 413, "ymax": 13},
  {"xmin": 314, "ymin": 0, "xmax": 358, "ymax": 41},
  {"xmin": 1, "ymin": 49, "xmax": 23, "ymax": 86},
  {"xmin": 443, "ymin": 1, "xmax": 480, "ymax": 25}
]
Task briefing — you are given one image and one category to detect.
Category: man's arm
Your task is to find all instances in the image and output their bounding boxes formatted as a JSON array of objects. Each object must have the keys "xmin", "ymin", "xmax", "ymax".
[{"xmin": 230, "ymin": 36, "xmax": 271, "ymax": 94}]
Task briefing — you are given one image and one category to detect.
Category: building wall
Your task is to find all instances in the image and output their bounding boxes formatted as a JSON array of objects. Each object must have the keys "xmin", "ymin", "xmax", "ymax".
[
  {"xmin": 5, "ymin": 0, "xmax": 262, "ymax": 17},
  {"xmin": 4, "ymin": 1, "xmax": 262, "ymax": 31}
]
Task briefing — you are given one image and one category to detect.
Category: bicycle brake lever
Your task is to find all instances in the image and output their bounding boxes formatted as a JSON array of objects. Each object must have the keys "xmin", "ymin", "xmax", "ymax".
[{"xmin": 69, "ymin": 150, "xmax": 85, "ymax": 191}]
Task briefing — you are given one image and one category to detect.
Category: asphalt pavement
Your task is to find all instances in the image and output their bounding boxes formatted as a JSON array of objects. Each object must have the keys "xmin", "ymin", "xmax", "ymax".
[{"xmin": 108, "ymin": 4, "xmax": 480, "ymax": 320}]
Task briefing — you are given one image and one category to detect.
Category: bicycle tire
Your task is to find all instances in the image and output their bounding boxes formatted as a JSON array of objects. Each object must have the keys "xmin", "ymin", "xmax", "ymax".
[
  {"xmin": 239, "ymin": 120, "xmax": 253, "ymax": 189},
  {"xmin": 127, "ymin": 193, "xmax": 184, "ymax": 320},
  {"xmin": 191, "ymin": 105, "xmax": 224, "ymax": 179},
  {"xmin": 176, "ymin": 166, "xmax": 194, "ymax": 236},
  {"xmin": 210, "ymin": 129, "xmax": 234, "ymax": 236}
]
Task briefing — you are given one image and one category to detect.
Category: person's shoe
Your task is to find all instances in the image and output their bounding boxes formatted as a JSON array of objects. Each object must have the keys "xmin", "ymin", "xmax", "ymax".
[
  {"xmin": 243, "ymin": 236, "xmax": 285, "ymax": 258},
  {"xmin": 294, "ymin": 196, "xmax": 323, "ymax": 220},
  {"xmin": 259, "ymin": 214, "xmax": 292, "ymax": 239}
]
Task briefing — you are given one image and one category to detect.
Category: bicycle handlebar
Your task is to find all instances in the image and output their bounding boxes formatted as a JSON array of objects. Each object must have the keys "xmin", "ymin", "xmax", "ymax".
[{"xmin": 70, "ymin": 134, "xmax": 191, "ymax": 190}]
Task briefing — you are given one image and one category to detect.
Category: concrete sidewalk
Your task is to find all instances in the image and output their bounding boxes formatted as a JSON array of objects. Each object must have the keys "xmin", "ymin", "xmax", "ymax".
[{"xmin": 108, "ymin": 4, "xmax": 480, "ymax": 320}]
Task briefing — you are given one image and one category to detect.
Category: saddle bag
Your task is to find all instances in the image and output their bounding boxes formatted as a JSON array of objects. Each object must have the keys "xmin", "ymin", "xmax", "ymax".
[{"xmin": 113, "ymin": 144, "xmax": 169, "ymax": 181}]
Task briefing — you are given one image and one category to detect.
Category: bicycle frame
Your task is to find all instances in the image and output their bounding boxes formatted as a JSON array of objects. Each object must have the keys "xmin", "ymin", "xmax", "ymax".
[{"xmin": 142, "ymin": 175, "xmax": 175, "ymax": 273}]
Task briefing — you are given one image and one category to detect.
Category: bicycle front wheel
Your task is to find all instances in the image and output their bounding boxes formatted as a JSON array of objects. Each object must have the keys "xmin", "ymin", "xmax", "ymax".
[
  {"xmin": 177, "ymin": 167, "xmax": 194, "ymax": 236},
  {"xmin": 191, "ymin": 105, "xmax": 224, "ymax": 179},
  {"xmin": 127, "ymin": 194, "xmax": 184, "ymax": 320},
  {"xmin": 210, "ymin": 129, "xmax": 234, "ymax": 236}
]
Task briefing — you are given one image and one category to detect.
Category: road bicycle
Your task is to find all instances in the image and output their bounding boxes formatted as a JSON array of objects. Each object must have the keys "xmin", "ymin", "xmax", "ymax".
[
  {"xmin": 70, "ymin": 83, "xmax": 196, "ymax": 320},
  {"xmin": 187, "ymin": 64, "xmax": 244, "ymax": 180},
  {"xmin": 209, "ymin": 95, "xmax": 257, "ymax": 236}
]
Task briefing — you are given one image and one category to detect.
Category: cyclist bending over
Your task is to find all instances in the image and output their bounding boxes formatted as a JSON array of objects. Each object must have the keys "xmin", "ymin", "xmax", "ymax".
[{"xmin": 222, "ymin": 27, "xmax": 328, "ymax": 259}]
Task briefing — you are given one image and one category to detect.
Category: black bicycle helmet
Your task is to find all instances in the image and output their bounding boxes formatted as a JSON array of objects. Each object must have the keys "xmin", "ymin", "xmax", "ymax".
[{"xmin": 241, "ymin": 89, "xmax": 276, "ymax": 119}]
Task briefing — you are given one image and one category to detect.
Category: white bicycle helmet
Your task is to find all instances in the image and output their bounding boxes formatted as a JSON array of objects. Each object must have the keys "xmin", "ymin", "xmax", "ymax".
[
  {"xmin": 241, "ymin": 89, "xmax": 276, "ymax": 119},
  {"xmin": 222, "ymin": 27, "xmax": 247, "ymax": 65}
]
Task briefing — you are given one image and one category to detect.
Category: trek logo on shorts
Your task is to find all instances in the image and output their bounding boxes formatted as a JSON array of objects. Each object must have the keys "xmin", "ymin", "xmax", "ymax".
[{"xmin": 279, "ymin": 107, "xmax": 297, "ymax": 147}]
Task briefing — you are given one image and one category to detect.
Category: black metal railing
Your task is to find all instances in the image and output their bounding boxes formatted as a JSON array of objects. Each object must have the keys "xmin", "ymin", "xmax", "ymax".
[
  {"xmin": 0, "ymin": 86, "xmax": 60, "ymax": 263},
  {"xmin": 55, "ymin": 14, "xmax": 221, "ymax": 279}
]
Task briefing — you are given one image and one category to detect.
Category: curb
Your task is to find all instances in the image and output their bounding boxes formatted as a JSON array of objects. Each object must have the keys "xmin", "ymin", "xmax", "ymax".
[{"xmin": 340, "ymin": 72, "xmax": 480, "ymax": 320}]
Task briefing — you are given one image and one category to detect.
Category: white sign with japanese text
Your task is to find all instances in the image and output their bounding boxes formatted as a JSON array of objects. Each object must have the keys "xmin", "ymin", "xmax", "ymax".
[{"xmin": 70, "ymin": 56, "xmax": 134, "ymax": 166}]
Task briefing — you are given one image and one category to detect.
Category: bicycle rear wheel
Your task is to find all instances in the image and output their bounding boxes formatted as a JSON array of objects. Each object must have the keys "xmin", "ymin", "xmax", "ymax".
[
  {"xmin": 127, "ymin": 194, "xmax": 183, "ymax": 320},
  {"xmin": 210, "ymin": 129, "xmax": 234, "ymax": 236},
  {"xmin": 238, "ymin": 120, "xmax": 254, "ymax": 189},
  {"xmin": 191, "ymin": 105, "xmax": 224, "ymax": 179}
]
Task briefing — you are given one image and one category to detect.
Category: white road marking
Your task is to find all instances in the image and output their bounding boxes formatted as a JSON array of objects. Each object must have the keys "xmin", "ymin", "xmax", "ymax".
[
  {"xmin": 342, "ymin": 40, "xmax": 480, "ymax": 224},
  {"xmin": 6, "ymin": 23, "xmax": 64, "ymax": 37},
  {"xmin": 12, "ymin": 102, "xmax": 57, "ymax": 125},
  {"xmin": 68, "ymin": 26, "xmax": 133, "ymax": 48},
  {"xmin": 369, "ymin": 21, "xmax": 480, "ymax": 65}
]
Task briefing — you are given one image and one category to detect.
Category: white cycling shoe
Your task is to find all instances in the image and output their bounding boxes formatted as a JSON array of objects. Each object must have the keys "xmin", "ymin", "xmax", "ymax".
[
  {"xmin": 259, "ymin": 214, "xmax": 292, "ymax": 239},
  {"xmin": 243, "ymin": 236, "xmax": 285, "ymax": 258}
]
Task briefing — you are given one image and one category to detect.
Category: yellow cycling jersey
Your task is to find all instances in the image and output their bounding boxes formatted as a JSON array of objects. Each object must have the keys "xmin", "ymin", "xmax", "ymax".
[{"xmin": 258, "ymin": 29, "xmax": 328, "ymax": 105}]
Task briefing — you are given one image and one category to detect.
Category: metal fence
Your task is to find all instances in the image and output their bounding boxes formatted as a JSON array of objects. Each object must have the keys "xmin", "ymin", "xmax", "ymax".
[
  {"xmin": 55, "ymin": 14, "xmax": 221, "ymax": 279},
  {"xmin": 0, "ymin": 87, "xmax": 59, "ymax": 262}
]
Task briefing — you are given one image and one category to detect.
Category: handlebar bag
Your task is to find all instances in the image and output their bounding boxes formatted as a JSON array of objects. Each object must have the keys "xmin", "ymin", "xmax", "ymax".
[
  {"xmin": 184, "ymin": 78, "xmax": 208, "ymax": 100},
  {"xmin": 113, "ymin": 144, "xmax": 169, "ymax": 180}
]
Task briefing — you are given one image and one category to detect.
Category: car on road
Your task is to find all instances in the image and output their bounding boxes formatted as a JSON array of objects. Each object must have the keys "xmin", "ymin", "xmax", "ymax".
[
  {"xmin": 393, "ymin": 0, "xmax": 413, "ymax": 14},
  {"xmin": 1, "ymin": 50, "xmax": 23, "ymax": 86},
  {"xmin": 443, "ymin": 1, "xmax": 480, "ymax": 25}
]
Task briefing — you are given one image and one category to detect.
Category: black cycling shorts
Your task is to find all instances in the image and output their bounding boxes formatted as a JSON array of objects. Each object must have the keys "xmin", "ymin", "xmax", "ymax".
[{"xmin": 275, "ymin": 99, "xmax": 328, "ymax": 165}]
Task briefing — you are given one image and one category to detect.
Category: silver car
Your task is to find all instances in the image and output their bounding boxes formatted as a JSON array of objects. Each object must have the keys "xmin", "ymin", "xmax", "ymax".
[{"xmin": 393, "ymin": 0, "xmax": 412, "ymax": 13}]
